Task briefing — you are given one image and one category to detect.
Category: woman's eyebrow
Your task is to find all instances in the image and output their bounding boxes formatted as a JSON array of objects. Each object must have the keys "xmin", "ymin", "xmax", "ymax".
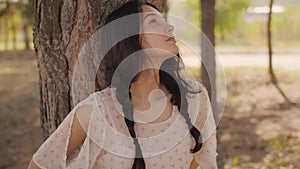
[{"xmin": 143, "ymin": 12, "xmax": 163, "ymax": 19}]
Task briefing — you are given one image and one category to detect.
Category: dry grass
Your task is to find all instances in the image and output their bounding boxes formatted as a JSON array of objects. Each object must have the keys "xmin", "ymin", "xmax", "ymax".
[
  {"xmin": 0, "ymin": 50, "xmax": 299, "ymax": 169},
  {"xmin": 218, "ymin": 67, "xmax": 300, "ymax": 169},
  {"xmin": 0, "ymin": 50, "xmax": 42, "ymax": 168}
]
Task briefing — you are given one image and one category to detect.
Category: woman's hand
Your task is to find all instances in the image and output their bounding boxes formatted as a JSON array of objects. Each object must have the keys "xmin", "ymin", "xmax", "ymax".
[
  {"xmin": 190, "ymin": 159, "xmax": 199, "ymax": 169},
  {"xmin": 27, "ymin": 159, "xmax": 41, "ymax": 169}
]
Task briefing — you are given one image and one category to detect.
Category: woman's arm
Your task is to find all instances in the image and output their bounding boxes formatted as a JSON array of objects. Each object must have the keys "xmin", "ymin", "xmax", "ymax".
[
  {"xmin": 27, "ymin": 159, "xmax": 40, "ymax": 169},
  {"xmin": 27, "ymin": 105, "xmax": 92, "ymax": 169},
  {"xmin": 190, "ymin": 81, "xmax": 218, "ymax": 169},
  {"xmin": 189, "ymin": 159, "xmax": 199, "ymax": 169},
  {"xmin": 66, "ymin": 105, "xmax": 91, "ymax": 156}
]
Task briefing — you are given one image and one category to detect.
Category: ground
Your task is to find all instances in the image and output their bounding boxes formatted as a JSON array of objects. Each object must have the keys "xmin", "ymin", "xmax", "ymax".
[
  {"xmin": 0, "ymin": 51, "xmax": 42, "ymax": 169},
  {"xmin": 217, "ymin": 67, "xmax": 300, "ymax": 169},
  {"xmin": 0, "ymin": 50, "xmax": 299, "ymax": 169}
]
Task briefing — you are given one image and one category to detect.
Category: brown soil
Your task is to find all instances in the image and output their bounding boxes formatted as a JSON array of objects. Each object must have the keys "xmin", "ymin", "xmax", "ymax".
[
  {"xmin": 218, "ymin": 67, "xmax": 300, "ymax": 169},
  {"xmin": 0, "ymin": 51, "xmax": 299, "ymax": 169},
  {"xmin": 0, "ymin": 51, "xmax": 42, "ymax": 169}
]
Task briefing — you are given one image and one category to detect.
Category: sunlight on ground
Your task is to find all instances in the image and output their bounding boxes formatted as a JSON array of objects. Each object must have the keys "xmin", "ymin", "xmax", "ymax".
[{"xmin": 0, "ymin": 50, "xmax": 299, "ymax": 169}]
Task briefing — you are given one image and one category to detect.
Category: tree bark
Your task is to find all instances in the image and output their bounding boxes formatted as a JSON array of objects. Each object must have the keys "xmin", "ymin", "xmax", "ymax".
[
  {"xmin": 22, "ymin": 18, "xmax": 30, "ymax": 50},
  {"xmin": 12, "ymin": 16, "xmax": 17, "ymax": 50},
  {"xmin": 268, "ymin": 0, "xmax": 274, "ymax": 83},
  {"xmin": 4, "ymin": 15, "xmax": 9, "ymax": 51},
  {"xmin": 200, "ymin": 0, "xmax": 220, "ymax": 168},
  {"xmin": 267, "ymin": 0, "xmax": 296, "ymax": 106},
  {"xmin": 0, "ymin": 1, "xmax": 10, "ymax": 50},
  {"xmin": 200, "ymin": 0, "xmax": 216, "ymax": 113},
  {"xmin": 33, "ymin": 0, "xmax": 168, "ymax": 139}
]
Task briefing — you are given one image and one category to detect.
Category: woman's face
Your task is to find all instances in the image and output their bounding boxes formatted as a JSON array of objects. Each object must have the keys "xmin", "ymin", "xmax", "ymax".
[{"xmin": 141, "ymin": 5, "xmax": 179, "ymax": 58}]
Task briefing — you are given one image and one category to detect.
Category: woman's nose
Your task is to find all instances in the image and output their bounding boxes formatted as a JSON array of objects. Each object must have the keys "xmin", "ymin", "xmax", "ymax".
[{"xmin": 166, "ymin": 23, "xmax": 174, "ymax": 33}]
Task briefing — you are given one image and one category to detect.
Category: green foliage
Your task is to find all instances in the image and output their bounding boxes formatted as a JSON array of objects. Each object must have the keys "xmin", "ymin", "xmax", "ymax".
[
  {"xmin": 0, "ymin": 0, "xmax": 34, "ymax": 51},
  {"xmin": 18, "ymin": 0, "xmax": 34, "ymax": 25},
  {"xmin": 215, "ymin": 0, "xmax": 250, "ymax": 41},
  {"xmin": 232, "ymin": 156, "xmax": 240, "ymax": 166},
  {"xmin": 185, "ymin": 0, "xmax": 250, "ymax": 42},
  {"xmin": 185, "ymin": 0, "xmax": 201, "ymax": 29},
  {"xmin": 269, "ymin": 136, "xmax": 283, "ymax": 150},
  {"xmin": 272, "ymin": 4, "xmax": 300, "ymax": 45},
  {"xmin": 257, "ymin": 141, "xmax": 268, "ymax": 150},
  {"xmin": 215, "ymin": 2, "xmax": 300, "ymax": 49}
]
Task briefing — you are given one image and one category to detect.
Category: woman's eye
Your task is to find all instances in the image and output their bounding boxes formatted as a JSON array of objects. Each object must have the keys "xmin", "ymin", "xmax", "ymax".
[{"xmin": 149, "ymin": 19, "xmax": 157, "ymax": 24}]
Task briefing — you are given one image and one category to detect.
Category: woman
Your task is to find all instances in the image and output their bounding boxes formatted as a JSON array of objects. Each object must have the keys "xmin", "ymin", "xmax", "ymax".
[{"xmin": 27, "ymin": 1, "xmax": 217, "ymax": 169}]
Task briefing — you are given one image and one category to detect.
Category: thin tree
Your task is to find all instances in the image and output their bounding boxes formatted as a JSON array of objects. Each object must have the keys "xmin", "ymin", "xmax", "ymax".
[
  {"xmin": 19, "ymin": 0, "xmax": 32, "ymax": 50},
  {"xmin": 4, "ymin": 14, "xmax": 9, "ymax": 50},
  {"xmin": 200, "ymin": 0, "xmax": 216, "ymax": 116},
  {"xmin": 0, "ymin": 0, "xmax": 10, "ymax": 17},
  {"xmin": 11, "ymin": 13, "xmax": 16, "ymax": 50},
  {"xmin": 267, "ymin": 0, "xmax": 296, "ymax": 106},
  {"xmin": 200, "ymin": 1, "xmax": 224, "ymax": 168},
  {"xmin": 0, "ymin": 0, "xmax": 10, "ymax": 50},
  {"xmin": 33, "ymin": 0, "xmax": 168, "ymax": 139}
]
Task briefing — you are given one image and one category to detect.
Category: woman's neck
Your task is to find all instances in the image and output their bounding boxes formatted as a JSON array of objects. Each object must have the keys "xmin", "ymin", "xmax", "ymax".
[{"xmin": 130, "ymin": 69, "xmax": 169, "ymax": 110}]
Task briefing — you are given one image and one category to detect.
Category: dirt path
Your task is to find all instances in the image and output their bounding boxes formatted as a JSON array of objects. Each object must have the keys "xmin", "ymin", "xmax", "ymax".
[
  {"xmin": 0, "ymin": 51, "xmax": 42, "ymax": 168},
  {"xmin": 218, "ymin": 67, "xmax": 300, "ymax": 169},
  {"xmin": 183, "ymin": 53, "xmax": 300, "ymax": 70},
  {"xmin": 0, "ymin": 51, "xmax": 299, "ymax": 169}
]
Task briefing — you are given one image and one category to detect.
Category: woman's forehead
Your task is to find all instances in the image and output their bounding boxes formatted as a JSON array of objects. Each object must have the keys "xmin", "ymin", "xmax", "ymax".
[
  {"xmin": 141, "ymin": 5, "xmax": 160, "ymax": 14},
  {"xmin": 141, "ymin": 5, "xmax": 163, "ymax": 20}
]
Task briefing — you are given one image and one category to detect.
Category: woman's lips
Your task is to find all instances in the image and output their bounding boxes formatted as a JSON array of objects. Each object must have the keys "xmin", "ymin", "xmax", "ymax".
[{"xmin": 166, "ymin": 37, "xmax": 176, "ymax": 42}]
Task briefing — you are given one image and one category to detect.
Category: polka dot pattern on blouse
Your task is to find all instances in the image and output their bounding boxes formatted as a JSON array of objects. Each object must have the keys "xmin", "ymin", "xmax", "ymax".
[{"xmin": 32, "ymin": 80, "xmax": 218, "ymax": 169}]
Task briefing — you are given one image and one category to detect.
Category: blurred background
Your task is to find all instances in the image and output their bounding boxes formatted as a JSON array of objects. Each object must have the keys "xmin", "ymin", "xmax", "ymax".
[{"xmin": 0, "ymin": 0, "xmax": 299, "ymax": 168}]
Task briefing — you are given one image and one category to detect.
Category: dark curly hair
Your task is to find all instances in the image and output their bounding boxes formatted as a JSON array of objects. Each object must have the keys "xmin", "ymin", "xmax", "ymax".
[{"xmin": 96, "ymin": 1, "xmax": 203, "ymax": 169}]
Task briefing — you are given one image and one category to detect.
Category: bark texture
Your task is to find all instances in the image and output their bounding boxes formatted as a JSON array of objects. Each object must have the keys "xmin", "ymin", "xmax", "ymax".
[{"xmin": 200, "ymin": 0, "xmax": 216, "ymax": 112}]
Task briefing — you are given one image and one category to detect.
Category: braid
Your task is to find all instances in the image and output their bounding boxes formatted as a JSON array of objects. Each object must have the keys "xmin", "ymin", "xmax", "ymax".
[
  {"xmin": 115, "ymin": 81, "xmax": 145, "ymax": 169},
  {"xmin": 172, "ymin": 82, "xmax": 202, "ymax": 153},
  {"xmin": 177, "ymin": 90, "xmax": 203, "ymax": 153},
  {"xmin": 160, "ymin": 58, "xmax": 203, "ymax": 153}
]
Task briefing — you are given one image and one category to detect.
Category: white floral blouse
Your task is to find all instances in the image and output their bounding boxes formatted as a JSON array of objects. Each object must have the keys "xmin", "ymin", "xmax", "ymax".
[{"xmin": 33, "ymin": 80, "xmax": 218, "ymax": 169}]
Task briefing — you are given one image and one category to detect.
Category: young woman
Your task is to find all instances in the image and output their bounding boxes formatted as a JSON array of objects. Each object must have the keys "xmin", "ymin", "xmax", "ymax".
[{"xmin": 27, "ymin": 1, "xmax": 217, "ymax": 169}]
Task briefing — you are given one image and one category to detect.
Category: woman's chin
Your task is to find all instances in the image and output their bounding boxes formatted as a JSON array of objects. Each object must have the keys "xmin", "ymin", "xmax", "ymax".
[
  {"xmin": 162, "ymin": 47, "xmax": 179, "ymax": 57},
  {"xmin": 170, "ymin": 46, "xmax": 179, "ymax": 55}
]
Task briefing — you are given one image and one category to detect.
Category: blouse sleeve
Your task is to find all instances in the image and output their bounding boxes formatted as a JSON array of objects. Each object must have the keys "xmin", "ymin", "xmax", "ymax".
[
  {"xmin": 191, "ymin": 82, "xmax": 218, "ymax": 169},
  {"xmin": 32, "ymin": 93, "xmax": 104, "ymax": 169}
]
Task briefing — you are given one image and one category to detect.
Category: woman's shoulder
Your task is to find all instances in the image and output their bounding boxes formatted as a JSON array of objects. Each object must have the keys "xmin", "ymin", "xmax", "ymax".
[
  {"xmin": 93, "ymin": 86, "xmax": 115, "ymax": 101},
  {"xmin": 74, "ymin": 87, "xmax": 114, "ymax": 109},
  {"xmin": 183, "ymin": 78, "xmax": 208, "ymax": 96},
  {"xmin": 72, "ymin": 87, "xmax": 114, "ymax": 123}
]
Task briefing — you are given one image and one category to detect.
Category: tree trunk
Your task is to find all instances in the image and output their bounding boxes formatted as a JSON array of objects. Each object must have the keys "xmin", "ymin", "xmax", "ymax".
[
  {"xmin": 268, "ymin": 0, "xmax": 274, "ymax": 83},
  {"xmin": 5, "ymin": 15, "xmax": 9, "ymax": 51},
  {"xmin": 22, "ymin": 19, "xmax": 30, "ymax": 50},
  {"xmin": 200, "ymin": 0, "xmax": 220, "ymax": 168},
  {"xmin": 200, "ymin": 0, "xmax": 216, "ymax": 113},
  {"xmin": 33, "ymin": 0, "xmax": 168, "ymax": 139},
  {"xmin": 0, "ymin": 0, "xmax": 10, "ymax": 50},
  {"xmin": 267, "ymin": 0, "xmax": 296, "ymax": 106},
  {"xmin": 12, "ymin": 16, "xmax": 17, "ymax": 50}
]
